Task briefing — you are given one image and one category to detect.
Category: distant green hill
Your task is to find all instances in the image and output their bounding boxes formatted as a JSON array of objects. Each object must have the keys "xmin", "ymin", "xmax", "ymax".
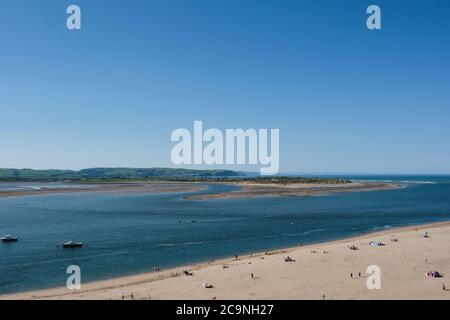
[{"xmin": 0, "ymin": 168, "xmax": 242, "ymax": 181}]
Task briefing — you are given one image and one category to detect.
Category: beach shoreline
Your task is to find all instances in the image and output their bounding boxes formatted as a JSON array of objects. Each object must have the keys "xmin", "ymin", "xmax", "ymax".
[
  {"xmin": 0, "ymin": 182, "xmax": 205, "ymax": 199},
  {"xmin": 0, "ymin": 180, "xmax": 401, "ymax": 200},
  {"xmin": 3, "ymin": 220, "xmax": 449, "ymax": 300},
  {"xmin": 185, "ymin": 181, "xmax": 401, "ymax": 200}
]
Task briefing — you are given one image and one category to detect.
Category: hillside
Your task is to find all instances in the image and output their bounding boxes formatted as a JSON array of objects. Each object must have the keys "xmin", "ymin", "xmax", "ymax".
[{"xmin": 0, "ymin": 168, "xmax": 242, "ymax": 181}]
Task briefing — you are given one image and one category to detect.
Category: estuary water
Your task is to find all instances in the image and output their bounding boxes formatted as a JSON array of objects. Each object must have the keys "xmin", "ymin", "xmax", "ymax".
[{"xmin": 1, "ymin": 176, "xmax": 450, "ymax": 294}]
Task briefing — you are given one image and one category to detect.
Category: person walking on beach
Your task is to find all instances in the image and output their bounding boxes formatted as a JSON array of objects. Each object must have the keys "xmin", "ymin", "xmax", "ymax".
[
  {"xmin": 443, "ymin": 283, "xmax": 446, "ymax": 291},
  {"xmin": 350, "ymin": 273, "xmax": 353, "ymax": 278},
  {"xmin": 251, "ymin": 273, "xmax": 254, "ymax": 279}
]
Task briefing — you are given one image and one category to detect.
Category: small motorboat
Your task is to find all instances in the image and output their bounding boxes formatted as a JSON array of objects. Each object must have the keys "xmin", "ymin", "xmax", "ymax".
[
  {"xmin": 1, "ymin": 235, "xmax": 18, "ymax": 242},
  {"xmin": 63, "ymin": 241, "xmax": 83, "ymax": 248}
]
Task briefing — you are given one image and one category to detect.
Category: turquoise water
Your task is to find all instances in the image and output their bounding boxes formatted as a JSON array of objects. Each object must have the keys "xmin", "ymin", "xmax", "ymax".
[{"xmin": 1, "ymin": 176, "xmax": 450, "ymax": 294}]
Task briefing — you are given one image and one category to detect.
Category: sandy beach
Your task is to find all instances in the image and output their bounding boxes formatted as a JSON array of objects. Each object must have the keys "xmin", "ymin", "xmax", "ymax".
[
  {"xmin": 3, "ymin": 221, "xmax": 449, "ymax": 300},
  {"xmin": 0, "ymin": 182, "xmax": 205, "ymax": 199},
  {"xmin": 0, "ymin": 181, "xmax": 400, "ymax": 200},
  {"xmin": 186, "ymin": 181, "xmax": 401, "ymax": 200}
]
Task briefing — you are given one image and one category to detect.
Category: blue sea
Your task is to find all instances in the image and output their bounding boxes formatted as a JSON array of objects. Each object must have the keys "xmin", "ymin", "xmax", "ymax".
[{"xmin": 1, "ymin": 175, "xmax": 450, "ymax": 294}]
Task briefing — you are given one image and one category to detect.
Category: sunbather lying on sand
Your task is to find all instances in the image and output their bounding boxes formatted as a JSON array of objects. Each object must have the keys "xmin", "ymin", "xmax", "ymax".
[{"xmin": 284, "ymin": 256, "xmax": 296, "ymax": 262}]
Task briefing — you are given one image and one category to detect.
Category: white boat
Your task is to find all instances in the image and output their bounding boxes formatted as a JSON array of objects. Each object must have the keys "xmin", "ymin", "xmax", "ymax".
[
  {"xmin": 63, "ymin": 241, "xmax": 83, "ymax": 248},
  {"xmin": 1, "ymin": 235, "xmax": 18, "ymax": 242}
]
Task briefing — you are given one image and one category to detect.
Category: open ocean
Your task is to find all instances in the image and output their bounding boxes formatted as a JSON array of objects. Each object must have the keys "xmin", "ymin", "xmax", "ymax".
[{"xmin": 1, "ymin": 175, "xmax": 450, "ymax": 294}]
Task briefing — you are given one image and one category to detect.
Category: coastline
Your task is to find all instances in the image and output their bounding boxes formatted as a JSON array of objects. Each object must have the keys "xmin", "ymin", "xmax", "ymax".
[
  {"xmin": 3, "ymin": 220, "xmax": 449, "ymax": 300},
  {"xmin": 0, "ymin": 182, "xmax": 205, "ymax": 199},
  {"xmin": 0, "ymin": 180, "xmax": 401, "ymax": 200},
  {"xmin": 185, "ymin": 181, "xmax": 401, "ymax": 200}
]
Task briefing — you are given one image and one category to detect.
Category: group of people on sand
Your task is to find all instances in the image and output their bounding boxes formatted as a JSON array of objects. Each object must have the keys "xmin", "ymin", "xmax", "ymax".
[
  {"xmin": 309, "ymin": 249, "xmax": 329, "ymax": 254},
  {"xmin": 350, "ymin": 272, "xmax": 363, "ymax": 278},
  {"xmin": 119, "ymin": 293, "xmax": 151, "ymax": 300},
  {"xmin": 369, "ymin": 241, "xmax": 385, "ymax": 247},
  {"xmin": 196, "ymin": 228, "xmax": 448, "ymax": 296},
  {"xmin": 425, "ymin": 270, "xmax": 447, "ymax": 292},
  {"xmin": 426, "ymin": 270, "xmax": 443, "ymax": 278}
]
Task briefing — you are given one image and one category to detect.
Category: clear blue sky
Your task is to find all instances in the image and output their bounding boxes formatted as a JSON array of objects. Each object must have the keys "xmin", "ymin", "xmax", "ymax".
[{"xmin": 0, "ymin": 0, "xmax": 449, "ymax": 174}]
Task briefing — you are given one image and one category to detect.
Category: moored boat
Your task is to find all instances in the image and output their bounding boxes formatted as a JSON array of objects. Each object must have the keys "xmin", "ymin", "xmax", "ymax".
[
  {"xmin": 1, "ymin": 235, "xmax": 18, "ymax": 242},
  {"xmin": 63, "ymin": 241, "xmax": 83, "ymax": 248}
]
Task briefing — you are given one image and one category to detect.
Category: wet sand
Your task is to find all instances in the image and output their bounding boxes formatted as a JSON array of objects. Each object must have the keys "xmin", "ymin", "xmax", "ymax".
[
  {"xmin": 0, "ymin": 181, "xmax": 400, "ymax": 200},
  {"xmin": 0, "ymin": 182, "xmax": 205, "ymax": 198},
  {"xmin": 185, "ymin": 181, "xmax": 401, "ymax": 200}
]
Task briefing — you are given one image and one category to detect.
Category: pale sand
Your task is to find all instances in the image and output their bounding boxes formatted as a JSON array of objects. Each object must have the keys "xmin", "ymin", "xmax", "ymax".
[{"xmin": 3, "ymin": 221, "xmax": 450, "ymax": 300}]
